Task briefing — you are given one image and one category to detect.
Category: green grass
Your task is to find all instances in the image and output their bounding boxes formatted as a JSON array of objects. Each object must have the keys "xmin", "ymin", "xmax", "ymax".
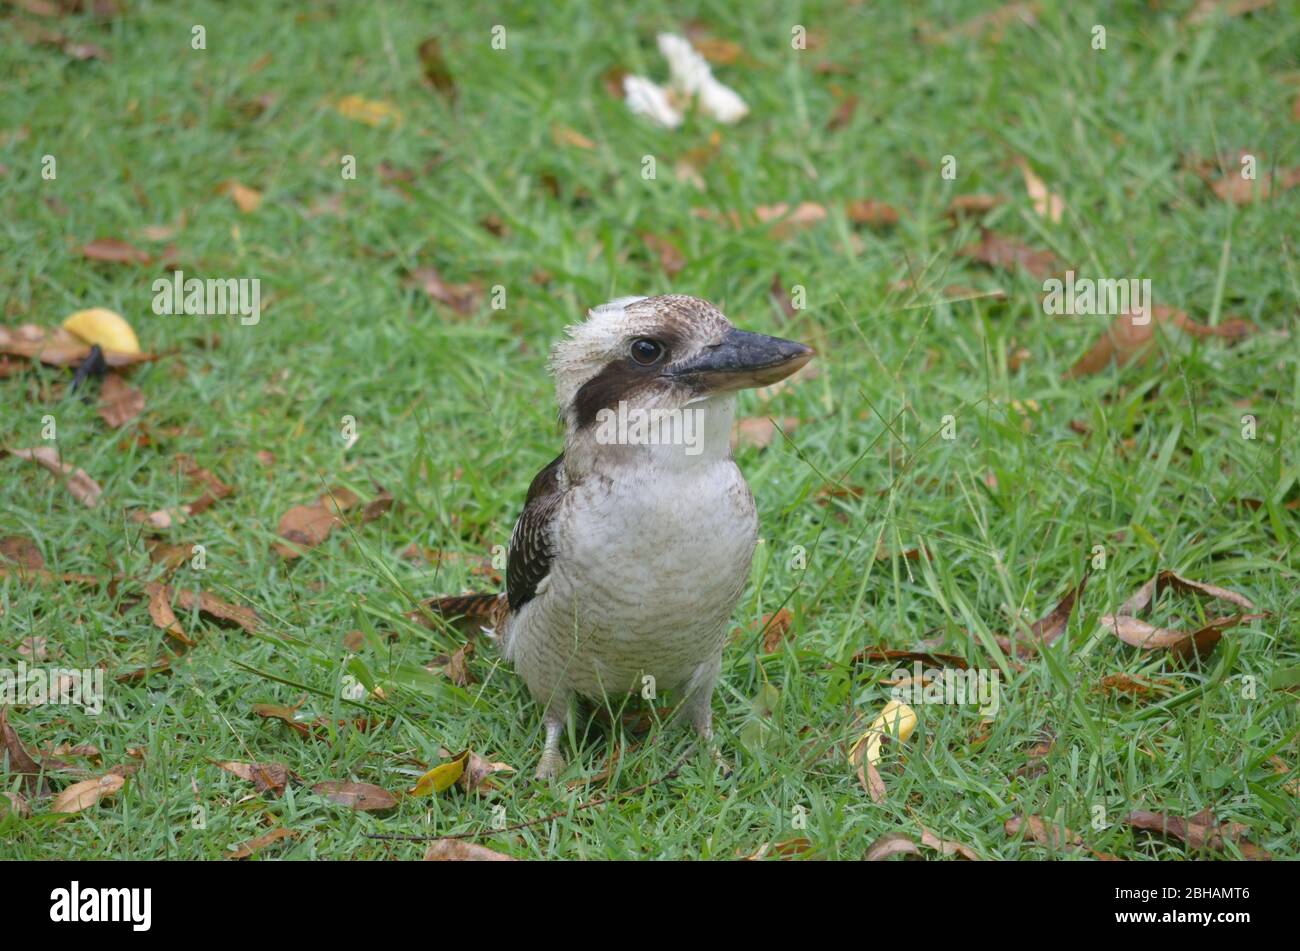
[{"xmin": 1, "ymin": 0, "xmax": 1297, "ymax": 860}]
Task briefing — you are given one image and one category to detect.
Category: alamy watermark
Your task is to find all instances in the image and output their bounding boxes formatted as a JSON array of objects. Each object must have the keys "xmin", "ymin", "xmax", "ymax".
[
  {"xmin": 0, "ymin": 662, "xmax": 104, "ymax": 715},
  {"xmin": 890, "ymin": 662, "xmax": 1000, "ymax": 717},
  {"xmin": 152, "ymin": 270, "xmax": 260, "ymax": 325},
  {"xmin": 1042, "ymin": 270, "xmax": 1151, "ymax": 323},
  {"xmin": 593, "ymin": 401, "xmax": 706, "ymax": 455}
]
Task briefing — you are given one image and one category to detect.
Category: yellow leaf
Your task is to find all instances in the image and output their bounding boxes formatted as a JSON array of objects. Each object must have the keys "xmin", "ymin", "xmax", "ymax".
[
  {"xmin": 849, "ymin": 700, "xmax": 917, "ymax": 765},
  {"xmin": 334, "ymin": 94, "xmax": 403, "ymax": 127},
  {"xmin": 410, "ymin": 749, "xmax": 468, "ymax": 796},
  {"xmin": 61, "ymin": 308, "xmax": 140, "ymax": 355}
]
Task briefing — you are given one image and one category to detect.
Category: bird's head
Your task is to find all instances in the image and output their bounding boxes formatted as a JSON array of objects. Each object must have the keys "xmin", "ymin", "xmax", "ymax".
[{"xmin": 550, "ymin": 294, "xmax": 813, "ymax": 461}]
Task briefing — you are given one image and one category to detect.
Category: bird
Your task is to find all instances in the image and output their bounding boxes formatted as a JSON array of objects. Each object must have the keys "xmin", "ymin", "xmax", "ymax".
[{"xmin": 435, "ymin": 294, "xmax": 813, "ymax": 779}]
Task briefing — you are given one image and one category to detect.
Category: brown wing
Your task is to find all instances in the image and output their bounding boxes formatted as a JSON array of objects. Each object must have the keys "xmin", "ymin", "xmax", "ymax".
[{"xmin": 507, "ymin": 453, "xmax": 565, "ymax": 611}]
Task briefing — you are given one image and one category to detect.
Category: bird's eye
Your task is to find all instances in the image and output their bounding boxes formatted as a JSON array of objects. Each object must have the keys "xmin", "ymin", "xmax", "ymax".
[{"xmin": 629, "ymin": 338, "xmax": 666, "ymax": 366}]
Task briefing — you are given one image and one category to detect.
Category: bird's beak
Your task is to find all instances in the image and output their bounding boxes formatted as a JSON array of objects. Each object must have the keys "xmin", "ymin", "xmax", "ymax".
[{"xmin": 669, "ymin": 328, "xmax": 815, "ymax": 393}]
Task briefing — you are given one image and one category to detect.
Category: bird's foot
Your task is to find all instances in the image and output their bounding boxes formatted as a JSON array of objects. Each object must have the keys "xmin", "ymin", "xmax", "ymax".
[{"xmin": 533, "ymin": 747, "xmax": 567, "ymax": 781}]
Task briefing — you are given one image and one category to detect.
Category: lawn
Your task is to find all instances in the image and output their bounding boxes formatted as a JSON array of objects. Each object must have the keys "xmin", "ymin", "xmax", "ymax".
[{"xmin": 0, "ymin": 0, "xmax": 1297, "ymax": 860}]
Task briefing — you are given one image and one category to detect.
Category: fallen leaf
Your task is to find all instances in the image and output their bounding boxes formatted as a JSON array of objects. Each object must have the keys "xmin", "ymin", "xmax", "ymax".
[
  {"xmin": 0, "ymin": 323, "xmax": 151, "ymax": 368},
  {"xmin": 927, "ymin": 1, "xmax": 1040, "ymax": 44},
  {"xmin": 1, "ymin": 791, "xmax": 30, "ymax": 818},
  {"xmin": 760, "ymin": 609, "xmax": 794, "ymax": 653},
  {"xmin": 51, "ymin": 773, "xmax": 124, "ymax": 814},
  {"xmin": 218, "ymin": 761, "xmax": 294, "ymax": 796},
  {"xmin": 755, "ymin": 201, "xmax": 827, "ymax": 239},
  {"xmin": 846, "ymin": 199, "xmax": 900, "ymax": 228},
  {"xmin": 1186, "ymin": 0, "xmax": 1277, "ymax": 26},
  {"xmin": 410, "ymin": 749, "xmax": 469, "ymax": 796},
  {"xmin": 918, "ymin": 824, "xmax": 980, "ymax": 860},
  {"xmin": 1066, "ymin": 304, "xmax": 1255, "ymax": 379},
  {"xmin": 312, "ymin": 781, "xmax": 399, "ymax": 812},
  {"xmin": 0, "ymin": 535, "xmax": 44, "ymax": 570},
  {"xmin": 274, "ymin": 503, "xmax": 340, "ymax": 559},
  {"xmin": 252, "ymin": 704, "xmax": 311, "ymax": 738},
  {"xmin": 442, "ymin": 642, "xmax": 476, "ymax": 686},
  {"xmin": 826, "ymin": 94, "xmax": 858, "ymax": 132},
  {"xmin": 404, "ymin": 266, "xmax": 482, "ymax": 316},
  {"xmin": 457, "ymin": 749, "xmax": 516, "ymax": 794},
  {"xmin": 732, "ymin": 416, "xmax": 799, "ymax": 450},
  {"xmin": 97, "ymin": 373, "xmax": 145, "ymax": 428},
  {"xmin": 1005, "ymin": 814, "xmax": 1088, "ymax": 851},
  {"xmin": 7, "ymin": 447, "xmax": 102, "ymax": 507},
  {"xmin": 1, "ymin": 706, "xmax": 56, "ymax": 796},
  {"xmin": 217, "ymin": 180, "xmax": 262, "ymax": 213},
  {"xmin": 143, "ymin": 581, "xmax": 192, "ymax": 646},
  {"xmin": 1016, "ymin": 158, "xmax": 1065, "ymax": 223},
  {"xmin": 81, "ymin": 238, "xmax": 149, "ymax": 265},
  {"xmin": 866, "ymin": 832, "xmax": 920, "ymax": 860},
  {"xmin": 551, "ymin": 123, "xmax": 596, "ymax": 150},
  {"xmin": 946, "ymin": 194, "xmax": 1003, "ymax": 218},
  {"xmin": 333, "ymin": 94, "xmax": 403, "ymax": 127},
  {"xmin": 957, "ymin": 228, "xmax": 1061, "ymax": 279},
  {"xmin": 424, "ymin": 839, "xmax": 515, "ymax": 861},
  {"xmin": 63, "ymin": 308, "xmax": 141, "ymax": 354},
  {"xmin": 227, "ymin": 827, "xmax": 297, "ymax": 859},
  {"xmin": 642, "ymin": 233, "xmax": 686, "ymax": 277},
  {"xmin": 1124, "ymin": 809, "xmax": 1271, "ymax": 860},
  {"xmin": 417, "ymin": 38, "xmax": 456, "ymax": 100},
  {"xmin": 851, "ymin": 647, "xmax": 970, "ymax": 670}
]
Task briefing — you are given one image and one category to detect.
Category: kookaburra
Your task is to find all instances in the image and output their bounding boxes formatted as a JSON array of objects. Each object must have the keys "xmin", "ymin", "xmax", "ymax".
[{"xmin": 443, "ymin": 294, "xmax": 812, "ymax": 778}]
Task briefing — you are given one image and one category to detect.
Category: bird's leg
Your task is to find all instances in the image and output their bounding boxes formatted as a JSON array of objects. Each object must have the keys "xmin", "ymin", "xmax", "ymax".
[
  {"xmin": 534, "ymin": 702, "xmax": 569, "ymax": 780},
  {"xmin": 680, "ymin": 664, "xmax": 732, "ymax": 774}
]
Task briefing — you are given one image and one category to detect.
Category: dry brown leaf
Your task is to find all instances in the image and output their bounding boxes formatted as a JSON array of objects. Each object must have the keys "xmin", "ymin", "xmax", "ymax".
[
  {"xmin": 0, "ymin": 535, "xmax": 44, "ymax": 570},
  {"xmin": 97, "ymin": 373, "xmax": 145, "ymax": 428},
  {"xmin": 1, "ymin": 791, "xmax": 30, "ymax": 818},
  {"xmin": 274, "ymin": 503, "xmax": 340, "ymax": 559},
  {"xmin": 957, "ymin": 228, "xmax": 1061, "ymax": 279},
  {"xmin": 217, "ymin": 181, "xmax": 262, "ymax": 213},
  {"xmin": 1016, "ymin": 158, "xmax": 1065, "ymax": 223},
  {"xmin": 760, "ymin": 608, "xmax": 794, "ymax": 653},
  {"xmin": 424, "ymin": 839, "xmax": 515, "ymax": 861},
  {"xmin": 361, "ymin": 487, "xmax": 394, "ymax": 523},
  {"xmin": 946, "ymin": 194, "xmax": 1004, "ymax": 219},
  {"xmin": 846, "ymin": 198, "xmax": 900, "ymax": 228},
  {"xmin": 143, "ymin": 581, "xmax": 192, "ymax": 646},
  {"xmin": 404, "ymin": 266, "xmax": 482, "ymax": 316},
  {"xmin": 252, "ymin": 703, "xmax": 311, "ymax": 738},
  {"xmin": 850, "ymin": 647, "xmax": 970, "ymax": 670},
  {"xmin": 0, "ymin": 324, "xmax": 152, "ymax": 369},
  {"xmin": 1186, "ymin": 0, "xmax": 1276, "ymax": 26},
  {"xmin": 1, "ymin": 706, "xmax": 56, "ymax": 796},
  {"xmin": 312, "ymin": 781, "xmax": 399, "ymax": 812},
  {"xmin": 1005, "ymin": 815, "xmax": 1096, "ymax": 855},
  {"xmin": 227, "ymin": 827, "xmax": 297, "ymax": 859},
  {"xmin": 1066, "ymin": 305, "xmax": 1255, "ymax": 379},
  {"xmin": 865, "ymin": 832, "xmax": 919, "ymax": 860},
  {"xmin": 7, "ymin": 447, "xmax": 101, "ymax": 507},
  {"xmin": 1124, "ymin": 809, "xmax": 1271, "ymax": 860},
  {"xmin": 417, "ymin": 37, "xmax": 456, "ymax": 100},
  {"xmin": 732, "ymin": 416, "xmax": 799, "ymax": 450},
  {"xmin": 917, "ymin": 824, "xmax": 980, "ymax": 860},
  {"xmin": 81, "ymin": 238, "xmax": 150, "ymax": 265},
  {"xmin": 826, "ymin": 94, "xmax": 858, "ymax": 132},
  {"xmin": 551, "ymin": 123, "xmax": 596, "ymax": 150},
  {"xmin": 756, "ymin": 201, "xmax": 827, "ymax": 239},
  {"xmin": 51, "ymin": 773, "xmax": 124, "ymax": 814},
  {"xmin": 927, "ymin": 1, "xmax": 1040, "ymax": 44},
  {"xmin": 443, "ymin": 641, "xmax": 476, "ymax": 686},
  {"xmin": 642, "ymin": 233, "xmax": 686, "ymax": 277},
  {"xmin": 217, "ymin": 760, "xmax": 294, "ymax": 796},
  {"xmin": 457, "ymin": 749, "xmax": 516, "ymax": 794}
]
